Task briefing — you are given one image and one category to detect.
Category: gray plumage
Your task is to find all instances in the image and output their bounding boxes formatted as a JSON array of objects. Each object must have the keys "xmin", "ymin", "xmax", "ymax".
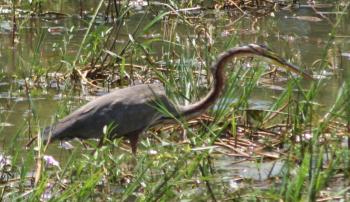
[{"xmin": 43, "ymin": 44, "xmax": 313, "ymax": 153}]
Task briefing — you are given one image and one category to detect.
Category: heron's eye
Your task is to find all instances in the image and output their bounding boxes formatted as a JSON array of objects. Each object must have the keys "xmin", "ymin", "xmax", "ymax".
[{"xmin": 257, "ymin": 44, "xmax": 271, "ymax": 51}]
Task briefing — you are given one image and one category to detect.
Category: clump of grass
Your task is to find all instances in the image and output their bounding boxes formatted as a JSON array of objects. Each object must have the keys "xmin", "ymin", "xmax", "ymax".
[{"xmin": 0, "ymin": 0, "xmax": 350, "ymax": 201}]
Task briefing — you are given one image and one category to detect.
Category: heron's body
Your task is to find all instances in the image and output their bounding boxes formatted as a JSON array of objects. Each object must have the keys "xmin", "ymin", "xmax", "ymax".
[
  {"xmin": 43, "ymin": 44, "xmax": 312, "ymax": 153},
  {"xmin": 44, "ymin": 84, "xmax": 179, "ymax": 150}
]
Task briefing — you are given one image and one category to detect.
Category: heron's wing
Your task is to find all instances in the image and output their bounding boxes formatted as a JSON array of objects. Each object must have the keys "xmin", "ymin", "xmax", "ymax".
[{"xmin": 46, "ymin": 84, "xmax": 175, "ymax": 140}]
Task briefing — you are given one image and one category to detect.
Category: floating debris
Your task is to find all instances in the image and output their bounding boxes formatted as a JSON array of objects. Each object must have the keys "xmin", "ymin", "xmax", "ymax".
[
  {"xmin": 39, "ymin": 11, "xmax": 69, "ymax": 20},
  {"xmin": 341, "ymin": 53, "xmax": 350, "ymax": 60},
  {"xmin": 60, "ymin": 141, "xmax": 74, "ymax": 150},
  {"xmin": 128, "ymin": 0, "xmax": 148, "ymax": 9},
  {"xmin": 40, "ymin": 182, "xmax": 54, "ymax": 201},
  {"xmin": 43, "ymin": 155, "xmax": 60, "ymax": 169},
  {"xmin": 316, "ymin": 11, "xmax": 347, "ymax": 15},
  {"xmin": 48, "ymin": 27, "xmax": 67, "ymax": 35},
  {"xmin": 148, "ymin": 149, "xmax": 158, "ymax": 155},
  {"xmin": 0, "ymin": 6, "xmax": 11, "ymax": 14},
  {"xmin": 0, "ymin": 21, "xmax": 13, "ymax": 33},
  {"xmin": 313, "ymin": 70, "xmax": 334, "ymax": 79},
  {"xmin": 0, "ymin": 122, "xmax": 13, "ymax": 127},
  {"xmin": 286, "ymin": 16, "xmax": 323, "ymax": 22},
  {"xmin": 299, "ymin": 4, "xmax": 334, "ymax": 9},
  {"xmin": 0, "ymin": 82, "xmax": 9, "ymax": 86},
  {"xmin": 0, "ymin": 92, "xmax": 12, "ymax": 99}
]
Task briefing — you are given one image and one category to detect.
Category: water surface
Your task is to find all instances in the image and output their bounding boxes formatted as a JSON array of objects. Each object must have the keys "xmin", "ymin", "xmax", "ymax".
[{"xmin": 0, "ymin": 0, "xmax": 349, "ymax": 181}]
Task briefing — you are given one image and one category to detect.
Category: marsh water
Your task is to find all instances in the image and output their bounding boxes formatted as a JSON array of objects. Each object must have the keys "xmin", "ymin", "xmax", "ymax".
[{"xmin": 0, "ymin": 1, "xmax": 349, "ymax": 182}]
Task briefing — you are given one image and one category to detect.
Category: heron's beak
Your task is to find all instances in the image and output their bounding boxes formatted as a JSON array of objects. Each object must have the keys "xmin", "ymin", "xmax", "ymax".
[{"xmin": 248, "ymin": 44, "xmax": 314, "ymax": 80}]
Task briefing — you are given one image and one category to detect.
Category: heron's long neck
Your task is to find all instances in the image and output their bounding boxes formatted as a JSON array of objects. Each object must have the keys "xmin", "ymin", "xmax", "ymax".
[{"xmin": 178, "ymin": 48, "xmax": 249, "ymax": 119}]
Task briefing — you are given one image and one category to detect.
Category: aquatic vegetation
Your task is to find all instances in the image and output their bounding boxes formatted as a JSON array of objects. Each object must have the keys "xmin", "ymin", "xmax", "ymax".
[{"xmin": 0, "ymin": 0, "xmax": 349, "ymax": 201}]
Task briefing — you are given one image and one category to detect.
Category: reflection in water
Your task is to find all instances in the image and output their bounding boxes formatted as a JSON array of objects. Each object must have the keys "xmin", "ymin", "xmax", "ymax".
[{"xmin": 215, "ymin": 156, "xmax": 284, "ymax": 181}]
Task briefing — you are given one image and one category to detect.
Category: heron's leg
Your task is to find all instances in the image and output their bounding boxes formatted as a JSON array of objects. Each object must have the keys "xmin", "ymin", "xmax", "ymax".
[
  {"xmin": 97, "ymin": 134, "xmax": 105, "ymax": 148},
  {"xmin": 126, "ymin": 132, "xmax": 140, "ymax": 154}
]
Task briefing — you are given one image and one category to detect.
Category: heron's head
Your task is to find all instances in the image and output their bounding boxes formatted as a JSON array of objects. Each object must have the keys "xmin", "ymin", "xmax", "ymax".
[{"xmin": 244, "ymin": 44, "xmax": 314, "ymax": 80}]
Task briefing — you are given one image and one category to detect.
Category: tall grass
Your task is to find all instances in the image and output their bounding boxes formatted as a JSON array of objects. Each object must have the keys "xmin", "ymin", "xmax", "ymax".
[{"xmin": 0, "ymin": 0, "xmax": 349, "ymax": 201}]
